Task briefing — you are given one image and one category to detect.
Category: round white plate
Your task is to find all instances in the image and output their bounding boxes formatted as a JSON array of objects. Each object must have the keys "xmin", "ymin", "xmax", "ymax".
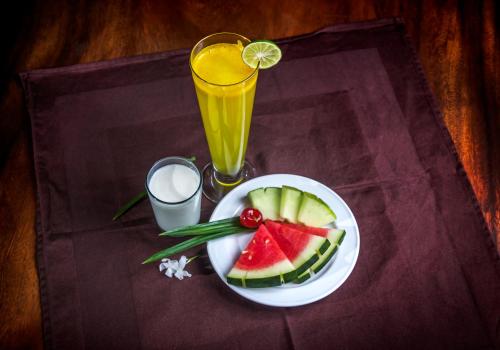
[{"xmin": 207, "ymin": 174, "xmax": 360, "ymax": 307}]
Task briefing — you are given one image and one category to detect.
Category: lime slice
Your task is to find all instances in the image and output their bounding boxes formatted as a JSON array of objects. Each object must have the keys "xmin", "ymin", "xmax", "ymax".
[{"xmin": 242, "ymin": 40, "xmax": 282, "ymax": 69}]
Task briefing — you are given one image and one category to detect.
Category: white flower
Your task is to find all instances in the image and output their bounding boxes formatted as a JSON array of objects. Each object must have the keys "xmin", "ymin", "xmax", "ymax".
[{"xmin": 159, "ymin": 255, "xmax": 192, "ymax": 280}]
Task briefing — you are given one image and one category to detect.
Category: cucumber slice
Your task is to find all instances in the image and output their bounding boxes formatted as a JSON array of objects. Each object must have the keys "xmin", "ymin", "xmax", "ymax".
[
  {"xmin": 295, "ymin": 229, "xmax": 346, "ymax": 283},
  {"xmin": 248, "ymin": 187, "xmax": 281, "ymax": 220},
  {"xmin": 297, "ymin": 192, "xmax": 336, "ymax": 227},
  {"xmin": 279, "ymin": 186, "xmax": 303, "ymax": 223}
]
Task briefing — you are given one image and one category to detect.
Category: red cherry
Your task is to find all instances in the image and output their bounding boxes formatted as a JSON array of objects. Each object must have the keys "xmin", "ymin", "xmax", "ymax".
[{"xmin": 239, "ymin": 208, "xmax": 263, "ymax": 228}]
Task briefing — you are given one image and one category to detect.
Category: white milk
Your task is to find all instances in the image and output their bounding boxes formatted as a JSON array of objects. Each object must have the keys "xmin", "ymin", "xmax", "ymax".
[
  {"xmin": 147, "ymin": 161, "xmax": 201, "ymax": 231},
  {"xmin": 149, "ymin": 164, "xmax": 199, "ymax": 203}
]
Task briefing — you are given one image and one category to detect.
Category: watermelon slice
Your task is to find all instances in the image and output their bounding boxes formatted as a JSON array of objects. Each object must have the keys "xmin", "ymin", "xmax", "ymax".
[
  {"xmin": 297, "ymin": 192, "xmax": 336, "ymax": 226},
  {"xmin": 265, "ymin": 221, "xmax": 331, "ymax": 275},
  {"xmin": 266, "ymin": 222, "xmax": 347, "ymax": 283},
  {"xmin": 295, "ymin": 228, "xmax": 346, "ymax": 283},
  {"xmin": 246, "ymin": 186, "xmax": 336, "ymax": 225},
  {"xmin": 226, "ymin": 225, "xmax": 297, "ymax": 288},
  {"xmin": 248, "ymin": 187, "xmax": 281, "ymax": 220},
  {"xmin": 279, "ymin": 222, "xmax": 330, "ymax": 237},
  {"xmin": 280, "ymin": 186, "xmax": 303, "ymax": 223}
]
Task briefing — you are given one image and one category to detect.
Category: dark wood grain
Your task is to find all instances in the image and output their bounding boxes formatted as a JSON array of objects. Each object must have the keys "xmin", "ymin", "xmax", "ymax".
[{"xmin": 0, "ymin": 1, "xmax": 498, "ymax": 348}]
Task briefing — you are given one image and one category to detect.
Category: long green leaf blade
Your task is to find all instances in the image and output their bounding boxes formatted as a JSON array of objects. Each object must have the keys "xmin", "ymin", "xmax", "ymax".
[
  {"xmin": 113, "ymin": 191, "xmax": 147, "ymax": 221},
  {"xmin": 159, "ymin": 217, "xmax": 240, "ymax": 236},
  {"xmin": 142, "ymin": 229, "xmax": 250, "ymax": 264},
  {"xmin": 113, "ymin": 155, "xmax": 195, "ymax": 221},
  {"xmin": 165, "ymin": 217, "xmax": 238, "ymax": 231},
  {"xmin": 163, "ymin": 226, "xmax": 249, "ymax": 237}
]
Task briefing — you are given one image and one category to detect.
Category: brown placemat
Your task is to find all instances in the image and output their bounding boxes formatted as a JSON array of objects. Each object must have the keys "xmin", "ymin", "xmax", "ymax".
[{"xmin": 21, "ymin": 18, "xmax": 500, "ymax": 349}]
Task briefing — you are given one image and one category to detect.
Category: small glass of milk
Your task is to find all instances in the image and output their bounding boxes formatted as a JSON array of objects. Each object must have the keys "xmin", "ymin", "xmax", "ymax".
[{"xmin": 146, "ymin": 157, "xmax": 202, "ymax": 231}]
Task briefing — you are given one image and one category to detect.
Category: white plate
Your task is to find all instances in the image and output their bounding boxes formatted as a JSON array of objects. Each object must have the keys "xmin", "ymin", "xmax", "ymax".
[{"xmin": 207, "ymin": 174, "xmax": 360, "ymax": 307}]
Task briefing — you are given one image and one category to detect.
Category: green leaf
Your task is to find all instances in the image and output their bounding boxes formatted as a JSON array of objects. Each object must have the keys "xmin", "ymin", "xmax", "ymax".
[
  {"xmin": 112, "ymin": 191, "xmax": 147, "ymax": 221},
  {"xmin": 163, "ymin": 226, "xmax": 248, "ymax": 237},
  {"xmin": 187, "ymin": 255, "xmax": 200, "ymax": 264},
  {"xmin": 159, "ymin": 217, "xmax": 240, "ymax": 236},
  {"xmin": 112, "ymin": 154, "xmax": 195, "ymax": 221},
  {"xmin": 142, "ymin": 229, "xmax": 249, "ymax": 264}
]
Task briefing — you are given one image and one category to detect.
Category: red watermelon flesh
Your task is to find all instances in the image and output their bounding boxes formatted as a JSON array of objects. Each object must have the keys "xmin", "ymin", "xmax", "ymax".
[
  {"xmin": 265, "ymin": 221, "xmax": 312, "ymax": 261},
  {"xmin": 234, "ymin": 224, "xmax": 290, "ymax": 271},
  {"xmin": 264, "ymin": 220, "xmax": 329, "ymax": 274},
  {"xmin": 270, "ymin": 221, "xmax": 329, "ymax": 237}
]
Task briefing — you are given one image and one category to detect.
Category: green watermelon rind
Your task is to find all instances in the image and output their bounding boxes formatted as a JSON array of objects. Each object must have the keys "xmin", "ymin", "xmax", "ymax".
[
  {"xmin": 226, "ymin": 256, "xmax": 298, "ymax": 288},
  {"xmin": 295, "ymin": 229, "xmax": 346, "ymax": 284},
  {"xmin": 227, "ymin": 270, "xmax": 298, "ymax": 288},
  {"xmin": 293, "ymin": 237, "xmax": 331, "ymax": 276},
  {"xmin": 295, "ymin": 245, "xmax": 338, "ymax": 284}
]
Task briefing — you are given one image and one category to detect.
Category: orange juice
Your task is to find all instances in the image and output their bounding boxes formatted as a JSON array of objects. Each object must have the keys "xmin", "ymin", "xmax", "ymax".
[{"xmin": 191, "ymin": 42, "xmax": 258, "ymax": 177}]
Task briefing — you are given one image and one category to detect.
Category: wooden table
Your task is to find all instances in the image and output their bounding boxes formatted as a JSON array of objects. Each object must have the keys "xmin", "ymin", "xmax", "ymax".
[{"xmin": 0, "ymin": 1, "xmax": 498, "ymax": 348}]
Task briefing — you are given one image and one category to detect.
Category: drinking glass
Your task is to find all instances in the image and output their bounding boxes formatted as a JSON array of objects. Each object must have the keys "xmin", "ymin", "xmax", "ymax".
[
  {"xmin": 146, "ymin": 157, "xmax": 202, "ymax": 231},
  {"xmin": 190, "ymin": 33, "xmax": 258, "ymax": 202}
]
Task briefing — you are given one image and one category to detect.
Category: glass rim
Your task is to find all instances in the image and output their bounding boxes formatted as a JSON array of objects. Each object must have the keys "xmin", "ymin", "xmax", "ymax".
[
  {"xmin": 145, "ymin": 156, "xmax": 202, "ymax": 205},
  {"xmin": 189, "ymin": 32, "xmax": 260, "ymax": 87}
]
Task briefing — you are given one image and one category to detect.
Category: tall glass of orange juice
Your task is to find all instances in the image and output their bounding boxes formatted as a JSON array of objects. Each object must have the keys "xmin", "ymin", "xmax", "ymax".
[{"xmin": 190, "ymin": 33, "xmax": 258, "ymax": 202}]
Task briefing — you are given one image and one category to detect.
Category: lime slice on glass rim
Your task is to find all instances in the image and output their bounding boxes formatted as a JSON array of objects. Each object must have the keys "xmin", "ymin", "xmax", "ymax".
[{"xmin": 242, "ymin": 40, "xmax": 282, "ymax": 69}]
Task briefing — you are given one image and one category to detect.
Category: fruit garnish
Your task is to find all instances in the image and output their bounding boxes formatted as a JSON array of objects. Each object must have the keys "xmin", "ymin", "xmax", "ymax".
[
  {"xmin": 239, "ymin": 208, "xmax": 263, "ymax": 228},
  {"xmin": 242, "ymin": 40, "xmax": 282, "ymax": 69}
]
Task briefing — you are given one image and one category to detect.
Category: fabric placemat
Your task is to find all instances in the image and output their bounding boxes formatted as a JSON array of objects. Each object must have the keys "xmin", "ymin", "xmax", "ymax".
[{"xmin": 20, "ymin": 18, "xmax": 500, "ymax": 349}]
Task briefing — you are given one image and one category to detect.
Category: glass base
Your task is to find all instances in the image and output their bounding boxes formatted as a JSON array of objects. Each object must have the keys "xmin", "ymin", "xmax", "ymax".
[{"xmin": 202, "ymin": 161, "xmax": 256, "ymax": 203}]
